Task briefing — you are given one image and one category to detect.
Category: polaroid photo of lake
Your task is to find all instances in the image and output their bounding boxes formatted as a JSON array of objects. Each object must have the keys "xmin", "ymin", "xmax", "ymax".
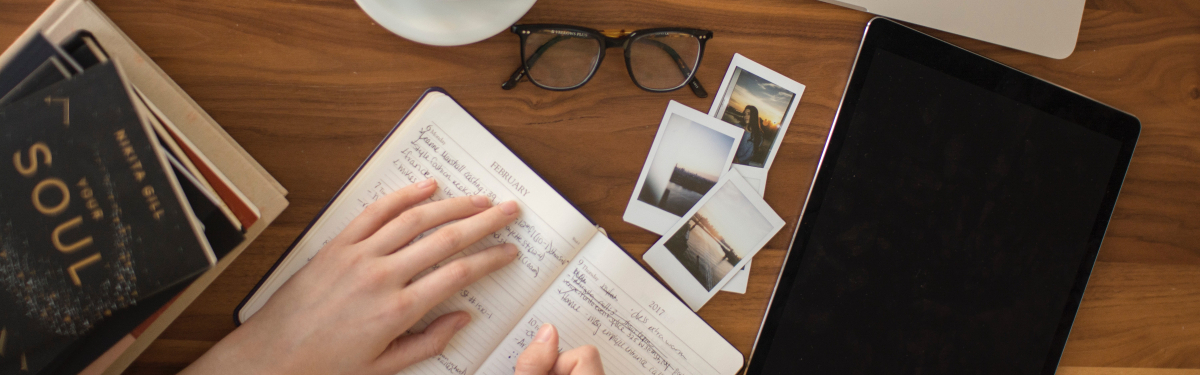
[
  {"xmin": 644, "ymin": 170, "xmax": 785, "ymax": 311},
  {"xmin": 708, "ymin": 53, "xmax": 805, "ymax": 195},
  {"xmin": 624, "ymin": 100, "xmax": 744, "ymax": 235}
]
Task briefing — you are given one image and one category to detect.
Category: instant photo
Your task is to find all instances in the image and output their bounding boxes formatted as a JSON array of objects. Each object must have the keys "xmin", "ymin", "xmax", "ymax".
[
  {"xmin": 624, "ymin": 100, "xmax": 743, "ymax": 235},
  {"xmin": 644, "ymin": 171, "xmax": 785, "ymax": 310},
  {"xmin": 710, "ymin": 54, "xmax": 804, "ymax": 293},
  {"xmin": 709, "ymin": 53, "xmax": 805, "ymax": 194}
]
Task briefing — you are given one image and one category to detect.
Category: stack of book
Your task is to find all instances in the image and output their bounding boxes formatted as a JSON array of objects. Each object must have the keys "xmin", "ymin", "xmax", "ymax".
[{"xmin": 0, "ymin": 0, "xmax": 289, "ymax": 374}]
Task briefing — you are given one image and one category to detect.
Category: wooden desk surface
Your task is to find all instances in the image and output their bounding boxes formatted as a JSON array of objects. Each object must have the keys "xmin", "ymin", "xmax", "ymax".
[{"xmin": 2, "ymin": 0, "xmax": 1198, "ymax": 373}]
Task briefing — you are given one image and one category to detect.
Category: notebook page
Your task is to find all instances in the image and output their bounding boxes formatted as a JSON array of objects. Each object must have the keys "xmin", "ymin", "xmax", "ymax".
[
  {"xmin": 477, "ymin": 235, "xmax": 745, "ymax": 375},
  {"xmin": 238, "ymin": 91, "xmax": 598, "ymax": 373}
]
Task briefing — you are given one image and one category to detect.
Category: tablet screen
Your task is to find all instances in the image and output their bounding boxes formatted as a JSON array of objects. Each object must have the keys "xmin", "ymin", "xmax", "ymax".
[{"xmin": 748, "ymin": 19, "xmax": 1138, "ymax": 375}]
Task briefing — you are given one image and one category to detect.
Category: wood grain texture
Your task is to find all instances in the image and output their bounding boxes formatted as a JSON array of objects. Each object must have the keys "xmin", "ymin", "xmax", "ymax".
[
  {"xmin": 0, "ymin": 0, "xmax": 1196, "ymax": 373},
  {"xmin": 1059, "ymin": 368, "xmax": 1200, "ymax": 375}
]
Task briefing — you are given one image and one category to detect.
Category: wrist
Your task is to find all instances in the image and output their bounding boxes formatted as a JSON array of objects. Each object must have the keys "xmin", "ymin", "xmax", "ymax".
[{"xmin": 181, "ymin": 321, "xmax": 289, "ymax": 375}]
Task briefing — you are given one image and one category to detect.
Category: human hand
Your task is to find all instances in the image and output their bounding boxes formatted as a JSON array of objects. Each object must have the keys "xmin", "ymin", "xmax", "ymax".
[
  {"xmin": 181, "ymin": 179, "xmax": 520, "ymax": 375},
  {"xmin": 515, "ymin": 324, "xmax": 605, "ymax": 375}
]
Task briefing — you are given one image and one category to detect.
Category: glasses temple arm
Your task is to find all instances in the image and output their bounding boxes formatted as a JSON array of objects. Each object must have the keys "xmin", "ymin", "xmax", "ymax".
[
  {"xmin": 687, "ymin": 76, "xmax": 708, "ymax": 98},
  {"xmin": 501, "ymin": 65, "xmax": 526, "ymax": 90}
]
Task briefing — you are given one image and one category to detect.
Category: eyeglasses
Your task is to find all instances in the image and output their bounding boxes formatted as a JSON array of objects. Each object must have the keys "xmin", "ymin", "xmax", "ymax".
[{"xmin": 501, "ymin": 24, "xmax": 713, "ymax": 97}]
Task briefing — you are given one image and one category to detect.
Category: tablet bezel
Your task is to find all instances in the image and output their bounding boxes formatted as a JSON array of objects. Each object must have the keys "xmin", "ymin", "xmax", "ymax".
[{"xmin": 745, "ymin": 17, "xmax": 1140, "ymax": 374}]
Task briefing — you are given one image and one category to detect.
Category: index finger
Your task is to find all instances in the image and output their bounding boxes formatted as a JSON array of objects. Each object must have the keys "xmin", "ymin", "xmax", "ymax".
[
  {"xmin": 331, "ymin": 179, "xmax": 437, "ymax": 246},
  {"xmin": 387, "ymin": 201, "xmax": 519, "ymax": 281}
]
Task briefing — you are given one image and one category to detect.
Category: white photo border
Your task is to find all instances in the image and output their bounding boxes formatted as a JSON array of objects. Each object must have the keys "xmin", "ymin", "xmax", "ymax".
[
  {"xmin": 643, "ymin": 170, "xmax": 785, "ymax": 311},
  {"xmin": 708, "ymin": 53, "xmax": 805, "ymax": 192},
  {"xmin": 623, "ymin": 100, "xmax": 744, "ymax": 235}
]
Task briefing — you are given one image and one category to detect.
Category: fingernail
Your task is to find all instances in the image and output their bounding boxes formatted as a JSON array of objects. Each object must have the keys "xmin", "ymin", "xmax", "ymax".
[
  {"xmin": 455, "ymin": 314, "xmax": 472, "ymax": 330},
  {"xmin": 417, "ymin": 178, "xmax": 436, "ymax": 188},
  {"xmin": 504, "ymin": 243, "xmax": 519, "ymax": 258},
  {"xmin": 499, "ymin": 201, "xmax": 519, "ymax": 215},
  {"xmin": 534, "ymin": 323, "xmax": 554, "ymax": 343},
  {"xmin": 471, "ymin": 195, "xmax": 491, "ymax": 208}
]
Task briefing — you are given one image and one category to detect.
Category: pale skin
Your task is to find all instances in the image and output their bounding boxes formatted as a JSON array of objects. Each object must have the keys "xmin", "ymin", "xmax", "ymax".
[{"xmin": 181, "ymin": 179, "xmax": 603, "ymax": 375}]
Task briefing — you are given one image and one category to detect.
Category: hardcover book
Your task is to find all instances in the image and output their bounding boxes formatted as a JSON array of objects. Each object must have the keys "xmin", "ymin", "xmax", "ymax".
[
  {"xmin": 0, "ymin": 62, "xmax": 215, "ymax": 367},
  {"xmin": 1, "ymin": 0, "xmax": 291, "ymax": 372},
  {"xmin": 0, "ymin": 29, "xmax": 244, "ymax": 375},
  {"xmin": 239, "ymin": 89, "xmax": 745, "ymax": 375}
]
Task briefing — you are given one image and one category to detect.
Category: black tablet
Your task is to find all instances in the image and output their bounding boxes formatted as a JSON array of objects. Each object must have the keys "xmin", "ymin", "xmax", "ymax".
[{"xmin": 746, "ymin": 18, "xmax": 1140, "ymax": 375}]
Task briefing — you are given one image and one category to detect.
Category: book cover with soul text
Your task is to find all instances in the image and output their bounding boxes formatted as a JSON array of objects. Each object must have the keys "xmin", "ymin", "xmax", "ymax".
[{"xmin": 0, "ymin": 62, "xmax": 212, "ymax": 370}]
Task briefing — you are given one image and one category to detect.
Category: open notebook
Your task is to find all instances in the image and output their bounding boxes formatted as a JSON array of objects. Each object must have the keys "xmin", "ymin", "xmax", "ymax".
[{"xmin": 236, "ymin": 89, "xmax": 744, "ymax": 375}]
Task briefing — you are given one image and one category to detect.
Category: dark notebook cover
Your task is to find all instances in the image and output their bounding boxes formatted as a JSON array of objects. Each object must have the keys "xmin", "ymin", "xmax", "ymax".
[
  {"xmin": 168, "ymin": 153, "xmax": 244, "ymax": 259},
  {"xmin": 37, "ymin": 282, "xmax": 188, "ymax": 375},
  {"xmin": 9, "ymin": 32, "xmax": 236, "ymax": 375},
  {"xmin": 0, "ymin": 34, "xmax": 58, "ymax": 98},
  {"xmin": 4, "ymin": 33, "xmax": 239, "ymax": 375},
  {"xmin": 0, "ymin": 34, "xmax": 80, "ymax": 100},
  {"xmin": 0, "ymin": 62, "xmax": 213, "ymax": 367},
  {"xmin": 59, "ymin": 32, "xmax": 106, "ymax": 70},
  {"xmin": 0, "ymin": 56, "xmax": 73, "ymax": 105}
]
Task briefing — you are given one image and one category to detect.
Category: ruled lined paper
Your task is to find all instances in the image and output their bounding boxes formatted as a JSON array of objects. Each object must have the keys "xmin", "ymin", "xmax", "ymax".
[
  {"xmin": 476, "ymin": 235, "xmax": 745, "ymax": 375},
  {"xmin": 237, "ymin": 92, "xmax": 599, "ymax": 374},
  {"xmin": 393, "ymin": 114, "xmax": 596, "ymax": 375}
]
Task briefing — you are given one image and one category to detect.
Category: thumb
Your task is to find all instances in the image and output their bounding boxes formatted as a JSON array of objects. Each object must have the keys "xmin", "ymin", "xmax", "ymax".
[{"xmin": 515, "ymin": 323, "xmax": 559, "ymax": 375}]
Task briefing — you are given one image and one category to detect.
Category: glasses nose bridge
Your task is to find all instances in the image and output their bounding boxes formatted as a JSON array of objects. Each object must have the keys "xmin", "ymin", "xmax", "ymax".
[
  {"xmin": 602, "ymin": 35, "xmax": 628, "ymax": 50},
  {"xmin": 598, "ymin": 29, "xmax": 632, "ymax": 50}
]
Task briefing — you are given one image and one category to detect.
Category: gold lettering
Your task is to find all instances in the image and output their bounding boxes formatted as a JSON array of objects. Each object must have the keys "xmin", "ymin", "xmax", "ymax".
[
  {"xmin": 32, "ymin": 178, "xmax": 69, "ymax": 215},
  {"xmin": 52, "ymin": 216, "xmax": 93, "ymax": 253},
  {"xmin": 67, "ymin": 253, "xmax": 101, "ymax": 286},
  {"xmin": 13, "ymin": 142, "xmax": 51, "ymax": 177},
  {"xmin": 44, "ymin": 96, "xmax": 69, "ymax": 126},
  {"xmin": 76, "ymin": 178, "xmax": 103, "ymax": 220},
  {"xmin": 78, "ymin": 181, "xmax": 92, "ymax": 199},
  {"xmin": 87, "ymin": 201, "xmax": 102, "ymax": 220},
  {"xmin": 143, "ymin": 186, "xmax": 164, "ymax": 219},
  {"xmin": 131, "ymin": 161, "xmax": 144, "ymax": 181}
]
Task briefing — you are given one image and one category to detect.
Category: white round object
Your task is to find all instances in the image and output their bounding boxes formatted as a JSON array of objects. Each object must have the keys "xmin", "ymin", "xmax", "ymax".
[{"xmin": 356, "ymin": 0, "xmax": 537, "ymax": 46}]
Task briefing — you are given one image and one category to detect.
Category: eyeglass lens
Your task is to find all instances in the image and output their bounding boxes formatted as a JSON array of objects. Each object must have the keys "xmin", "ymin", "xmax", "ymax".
[
  {"xmin": 628, "ymin": 32, "xmax": 701, "ymax": 90},
  {"xmin": 523, "ymin": 31, "xmax": 602, "ymax": 89},
  {"xmin": 522, "ymin": 29, "xmax": 702, "ymax": 91}
]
